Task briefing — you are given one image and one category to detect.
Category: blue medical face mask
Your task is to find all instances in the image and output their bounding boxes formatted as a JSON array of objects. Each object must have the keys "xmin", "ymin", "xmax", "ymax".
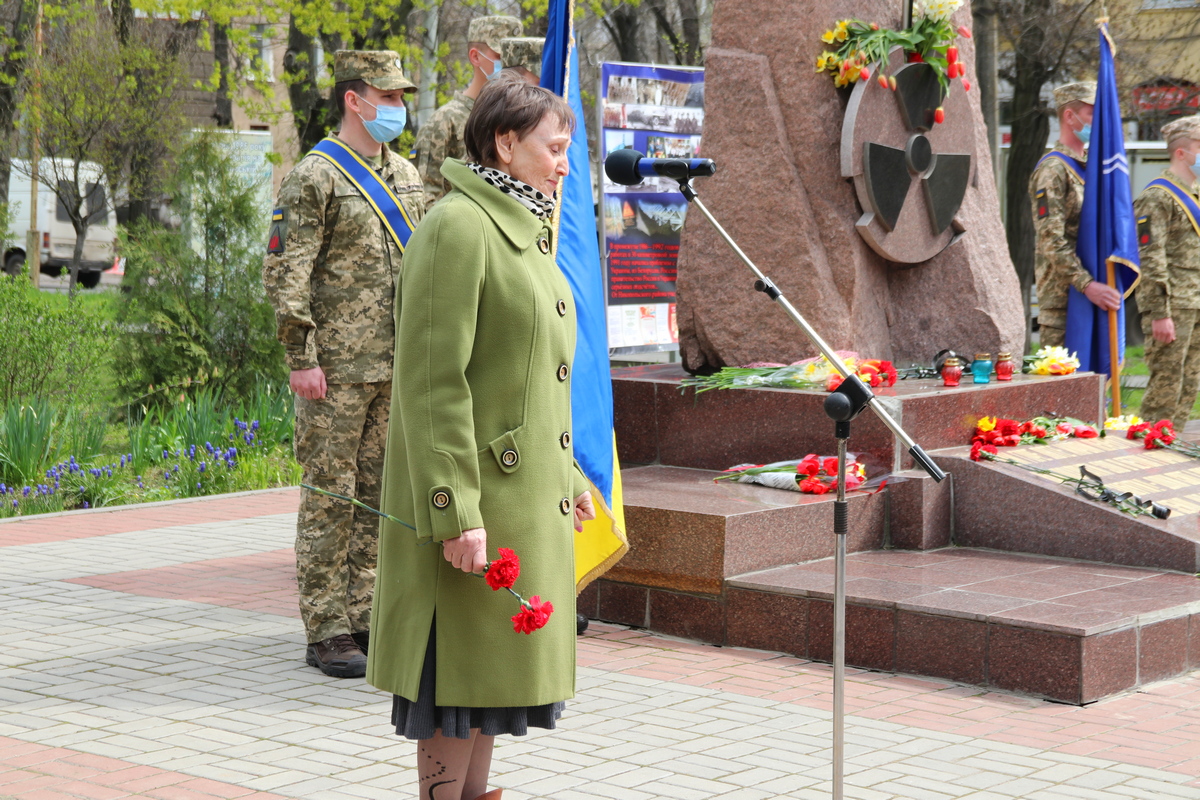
[
  {"xmin": 1190, "ymin": 153, "xmax": 1200, "ymax": 181},
  {"xmin": 1076, "ymin": 122, "xmax": 1092, "ymax": 145},
  {"xmin": 482, "ymin": 54, "xmax": 503, "ymax": 80},
  {"xmin": 356, "ymin": 95, "xmax": 407, "ymax": 143}
]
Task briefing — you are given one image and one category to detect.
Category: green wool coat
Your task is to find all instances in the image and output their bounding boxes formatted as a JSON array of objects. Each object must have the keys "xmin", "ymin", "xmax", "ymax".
[{"xmin": 367, "ymin": 158, "xmax": 587, "ymax": 708}]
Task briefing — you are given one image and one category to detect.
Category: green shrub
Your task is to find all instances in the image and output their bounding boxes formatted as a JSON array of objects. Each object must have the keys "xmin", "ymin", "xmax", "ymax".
[
  {"xmin": 0, "ymin": 274, "xmax": 115, "ymax": 409},
  {"xmin": 115, "ymin": 130, "xmax": 286, "ymax": 404}
]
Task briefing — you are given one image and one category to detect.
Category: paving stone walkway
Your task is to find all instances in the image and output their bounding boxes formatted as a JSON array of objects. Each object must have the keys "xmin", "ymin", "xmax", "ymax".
[{"xmin": 2, "ymin": 488, "xmax": 1199, "ymax": 800}]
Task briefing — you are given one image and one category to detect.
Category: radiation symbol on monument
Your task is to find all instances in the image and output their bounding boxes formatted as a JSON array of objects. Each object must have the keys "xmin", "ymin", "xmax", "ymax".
[{"xmin": 841, "ymin": 49, "xmax": 974, "ymax": 264}]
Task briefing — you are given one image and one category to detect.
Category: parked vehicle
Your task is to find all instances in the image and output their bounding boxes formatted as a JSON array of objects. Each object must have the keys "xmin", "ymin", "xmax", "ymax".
[{"xmin": 4, "ymin": 159, "xmax": 117, "ymax": 288}]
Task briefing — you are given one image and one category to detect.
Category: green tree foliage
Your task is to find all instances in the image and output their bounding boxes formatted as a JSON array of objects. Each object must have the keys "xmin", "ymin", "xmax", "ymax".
[
  {"xmin": 115, "ymin": 130, "xmax": 286, "ymax": 404},
  {"xmin": 0, "ymin": 266, "xmax": 115, "ymax": 410},
  {"xmin": 8, "ymin": 3, "xmax": 189, "ymax": 295}
]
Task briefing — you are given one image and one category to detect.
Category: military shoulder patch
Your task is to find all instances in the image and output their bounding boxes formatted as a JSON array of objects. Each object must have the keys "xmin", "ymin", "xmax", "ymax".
[
  {"xmin": 267, "ymin": 208, "xmax": 287, "ymax": 254},
  {"xmin": 1138, "ymin": 214, "xmax": 1151, "ymax": 247},
  {"xmin": 1036, "ymin": 188, "xmax": 1048, "ymax": 219}
]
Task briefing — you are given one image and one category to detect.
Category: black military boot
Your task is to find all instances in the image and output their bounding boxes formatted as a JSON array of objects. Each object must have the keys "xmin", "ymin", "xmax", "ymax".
[
  {"xmin": 576, "ymin": 613, "xmax": 589, "ymax": 635},
  {"xmin": 351, "ymin": 630, "xmax": 369, "ymax": 655},
  {"xmin": 305, "ymin": 634, "xmax": 366, "ymax": 678}
]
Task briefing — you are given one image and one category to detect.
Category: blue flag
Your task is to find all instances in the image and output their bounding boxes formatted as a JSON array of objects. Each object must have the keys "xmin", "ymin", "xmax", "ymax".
[
  {"xmin": 1065, "ymin": 25, "xmax": 1140, "ymax": 378},
  {"xmin": 541, "ymin": 0, "xmax": 628, "ymax": 589}
]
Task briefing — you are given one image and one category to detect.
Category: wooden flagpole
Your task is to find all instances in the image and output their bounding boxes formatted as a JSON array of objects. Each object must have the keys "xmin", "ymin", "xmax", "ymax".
[{"xmin": 1107, "ymin": 258, "xmax": 1122, "ymax": 414}]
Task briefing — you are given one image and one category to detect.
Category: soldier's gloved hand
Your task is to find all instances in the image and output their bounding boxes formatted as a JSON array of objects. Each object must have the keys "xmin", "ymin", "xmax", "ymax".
[
  {"xmin": 444, "ymin": 528, "xmax": 488, "ymax": 574},
  {"xmin": 1082, "ymin": 281, "xmax": 1121, "ymax": 312},
  {"xmin": 290, "ymin": 367, "xmax": 328, "ymax": 400},
  {"xmin": 1152, "ymin": 317, "xmax": 1176, "ymax": 344}
]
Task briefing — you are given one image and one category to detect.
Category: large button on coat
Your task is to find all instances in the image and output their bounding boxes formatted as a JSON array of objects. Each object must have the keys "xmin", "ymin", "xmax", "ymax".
[{"xmin": 368, "ymin": 159, "xmax": 587, "ymax": 709}]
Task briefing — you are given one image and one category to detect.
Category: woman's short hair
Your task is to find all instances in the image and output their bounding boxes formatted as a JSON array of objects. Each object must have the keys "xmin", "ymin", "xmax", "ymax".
[{"xmin": 464, "ymin": 71, "xmax": 576, "ymax": 167}]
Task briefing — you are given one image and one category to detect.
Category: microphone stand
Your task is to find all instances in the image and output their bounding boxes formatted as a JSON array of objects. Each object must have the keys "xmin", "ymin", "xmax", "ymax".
[{"xmin": 672, "ymin": 176, "xmax": 947, "ymax": 800}]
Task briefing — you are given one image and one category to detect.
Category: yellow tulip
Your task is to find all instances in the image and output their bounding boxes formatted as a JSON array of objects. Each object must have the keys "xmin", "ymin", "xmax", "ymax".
[{"xmin": 977, "ymin": 416, "xmax": 997, "ymax": 432}]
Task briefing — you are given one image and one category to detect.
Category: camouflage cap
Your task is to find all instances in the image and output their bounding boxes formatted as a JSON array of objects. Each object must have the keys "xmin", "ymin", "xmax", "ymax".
[
  {"xmin": 467, "ymin": 15, "xmax": 523, "ymax": 52},
  {"xmin": 1053, "ymin": 81, "xmax": 1096, "ymax": 111},
  {"xmin": 332, "ymin": 50, "xmax": 417, "ymax": 92},
  {"xmin": 1161, "ymin": 115, "xmax": 1200, "ymax": 145},
  {"xmin": 500, "ymin": 37, "xmax": 545, "ymax": 75}
]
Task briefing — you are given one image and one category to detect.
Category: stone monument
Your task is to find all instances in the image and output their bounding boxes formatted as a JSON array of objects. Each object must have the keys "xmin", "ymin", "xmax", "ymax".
[{"xmin": 675, "ymin": 0, "xmax": 1024, "ymax": 371}]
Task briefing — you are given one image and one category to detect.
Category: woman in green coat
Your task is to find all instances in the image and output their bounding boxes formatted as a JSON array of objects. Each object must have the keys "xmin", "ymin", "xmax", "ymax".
[{"xmin": 367, "ymin": 73, "xmax": 596, "ymax": 800}]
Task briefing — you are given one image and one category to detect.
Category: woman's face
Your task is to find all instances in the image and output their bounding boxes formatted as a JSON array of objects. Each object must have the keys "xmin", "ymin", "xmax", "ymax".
[{"xmin": 495, "ymin": 115, "xmax": 571, "ymax": 196}]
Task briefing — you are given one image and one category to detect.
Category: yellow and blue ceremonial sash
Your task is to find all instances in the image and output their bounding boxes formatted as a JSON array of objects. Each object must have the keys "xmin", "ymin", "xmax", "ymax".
[
  {"xmin": 1037, "ymin": 150, "xmax": 1086, "ymax": 184},
  {"xmin": 308, "ymin": 137, "xmax": 416, "ymax": 252},
  {"xmin": 1146, "ymin": 178, "xmax": 1200, "ymax": 239}
]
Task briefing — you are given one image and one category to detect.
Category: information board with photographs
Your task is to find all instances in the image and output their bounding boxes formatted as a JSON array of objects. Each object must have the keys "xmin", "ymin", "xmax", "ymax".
[{"xmin": 598, "ymin": 62, "xmax": 704, "ymax": 352}]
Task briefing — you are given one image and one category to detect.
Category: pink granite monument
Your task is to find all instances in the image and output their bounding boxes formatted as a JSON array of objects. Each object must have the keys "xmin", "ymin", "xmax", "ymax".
[{"xmin": 675, "ymin": 0, "xmax": 1024, "ymax": 371}]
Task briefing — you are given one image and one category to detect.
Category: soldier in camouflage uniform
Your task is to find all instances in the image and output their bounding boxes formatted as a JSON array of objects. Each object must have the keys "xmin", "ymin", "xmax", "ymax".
[
  {"xmin": 499, "ymin": 36, "xmax": 545, "ymax": 84},
  {"xmin": 414, "ymin": 15, "xmax": 522, "ymax": 205},
  {"xmin": 1135, "ymin": 115, "xmax": 1200, "ymax": 431},
  {"xmin": 263, "ymin": 51, "xmax": 425, "ymax": 678},
  {"xmin": 1029, "ymin": 81, "xmax": 1122, "ymax": 348}
]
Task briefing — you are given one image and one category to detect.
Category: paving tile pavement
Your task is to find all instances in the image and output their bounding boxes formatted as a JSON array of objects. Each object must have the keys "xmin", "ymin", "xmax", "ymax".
[{"xmin": 2, "ymin": 490, "xmax": 1199, "ymax": 799}]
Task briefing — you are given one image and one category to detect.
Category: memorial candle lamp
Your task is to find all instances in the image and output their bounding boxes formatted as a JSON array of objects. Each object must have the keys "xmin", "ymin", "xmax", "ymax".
[
  {"xmin": 995, "ymin": 352, "xmax": 1016, "ymax": 381},
  {"xmin": 941, "ymin": 356, "xmax": 963, "ymax": 387},
  {"xmin": 971, "ymin": 353, "xmax": 993, "ymax": 384}
]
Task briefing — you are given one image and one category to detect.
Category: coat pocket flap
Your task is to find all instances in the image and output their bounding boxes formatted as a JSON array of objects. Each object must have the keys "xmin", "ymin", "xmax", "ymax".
[{"xmin": 488, "ymin": 430, "xmax": 521, "ymax": 474}]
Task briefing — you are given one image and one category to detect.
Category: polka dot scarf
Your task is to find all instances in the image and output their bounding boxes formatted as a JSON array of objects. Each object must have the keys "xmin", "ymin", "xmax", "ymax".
[{"xmin": 467, "ymin": 163, "xmax": 557, "ymax": 221}]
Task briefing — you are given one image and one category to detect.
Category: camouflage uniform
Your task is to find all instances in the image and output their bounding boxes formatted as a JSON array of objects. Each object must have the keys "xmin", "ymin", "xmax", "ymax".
[
  {"xmin": 1030, "ymin": 82, "xmax": 1096, "ymax": 348},
  {"xmin": 263, "ymin": 51, "xmax": 425, "ymax": 646},
  {"xmin": 414, "ymin": 15, "xmax": 522, "ymax": 205},
  {"xmin": 500, "ymin": 36, "xmax": 545, "ymax": 80},
  {"xmin": 1135, "ymin": 116, "xmax": 1200, "ymax": 431}
]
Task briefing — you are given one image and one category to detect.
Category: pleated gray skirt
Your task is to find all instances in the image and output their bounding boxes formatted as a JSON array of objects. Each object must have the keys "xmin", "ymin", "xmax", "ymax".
[{"xmin": 391, "ymin": 620, "xmax": 565, "ymax": 741}]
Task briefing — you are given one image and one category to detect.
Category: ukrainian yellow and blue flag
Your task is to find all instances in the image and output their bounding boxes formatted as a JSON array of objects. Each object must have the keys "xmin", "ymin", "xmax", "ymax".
[{"xmin": 541, "ymin": 0, "xmax": 629, "ymax": 589}]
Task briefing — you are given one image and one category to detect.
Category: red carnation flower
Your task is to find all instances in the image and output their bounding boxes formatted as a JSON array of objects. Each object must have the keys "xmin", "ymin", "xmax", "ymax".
[
  {"xmin": 485, "ymin": 548, "xmax": 521, "ymax": 591},
  {"xmin": 1074, "ymin": 425, "xmax": 1098, "ymax": 439},
  {"xmin": 997, "ymin": 419, "xmax": 1020, "ymax": 437},
  {"xmin": 1127, "ymin": 422, "xmax": 1151, "ymax": 439},
  {"xmin": 969, "ymin": 442, "xmax": 998, "ymax": 462},
  {"xmin": 512, "ymin": 595, "xmax": 554, "ymax": 634}
]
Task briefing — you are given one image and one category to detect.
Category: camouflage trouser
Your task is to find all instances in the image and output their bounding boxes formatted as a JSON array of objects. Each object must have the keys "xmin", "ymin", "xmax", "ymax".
[
  {"xmin": 293, "ymin": 381, "xmax": 391, "ymax": 644},
  {"xmin": 1039, "ymin": 323, "xmax": 1066, "ymax": 349},
  {"xmin": 1142, "ymin": 309, "xmax": 1200, "ymax": 433}
]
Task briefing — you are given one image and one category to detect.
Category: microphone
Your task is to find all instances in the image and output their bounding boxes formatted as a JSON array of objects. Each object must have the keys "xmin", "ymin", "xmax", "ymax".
[{"xmin": 604, "ymin": 149, "xmax": 716, "ymax": 186}]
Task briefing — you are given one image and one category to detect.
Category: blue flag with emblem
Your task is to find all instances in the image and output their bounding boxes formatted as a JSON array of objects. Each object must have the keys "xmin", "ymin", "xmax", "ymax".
[
  {"xmin": 308, "ymin": 137, "xmax": 417, "ymax": 251},
  {"xmin": 1065, "ymin": 25, "xmax": 1140, "ymax": 385},
  {"xmin": 541, "ymin": 0, "xmax": 628, "ymax": 589}
]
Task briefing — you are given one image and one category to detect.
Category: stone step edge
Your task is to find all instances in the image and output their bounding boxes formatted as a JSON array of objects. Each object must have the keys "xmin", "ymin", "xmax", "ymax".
[{"xmin": 726, "ymin": 561, "xmax": 1200, "ymax": 638}]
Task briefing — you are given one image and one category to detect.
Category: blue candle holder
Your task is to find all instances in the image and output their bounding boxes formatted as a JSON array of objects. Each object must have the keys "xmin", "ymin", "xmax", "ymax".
[{"xmin": 971, "ymin": 353, "xmax": 993, "ymax": 384}]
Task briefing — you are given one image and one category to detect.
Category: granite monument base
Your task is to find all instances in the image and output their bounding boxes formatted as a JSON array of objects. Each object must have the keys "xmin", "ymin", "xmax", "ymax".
[{"xmin": 596, "ymin": 364, "xmax": 1200, "ymax": 702}]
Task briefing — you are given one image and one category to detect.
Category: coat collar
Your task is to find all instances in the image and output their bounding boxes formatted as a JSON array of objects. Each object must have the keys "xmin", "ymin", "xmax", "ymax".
[{"xmin": 440, "ymin": 158, "xmax": 544, "ymax": 250}]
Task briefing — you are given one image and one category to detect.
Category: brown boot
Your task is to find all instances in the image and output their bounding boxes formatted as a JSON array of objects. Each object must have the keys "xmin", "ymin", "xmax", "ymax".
[
  {"xmin": 305, "ymin": 634, "xmax": 366, "ymax": 678},
  {"xmin": 473, "ymin": 791, "xmax": 502, "ymax": 800}
]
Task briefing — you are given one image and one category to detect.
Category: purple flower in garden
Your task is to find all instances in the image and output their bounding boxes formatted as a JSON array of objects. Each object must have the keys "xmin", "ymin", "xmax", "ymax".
[
  {"xmin": 198, "ymin": 462, "xmax": 206, "ymax": 473},
  {"xmin": 163, "ymin": 450, "xmax": 169, "ymax": 459},
  {"xmin": 105, "ymin": 468, "xmax": 113, "ymax": 478},
  {"xmin": 22, "ymin": 487, "xmax": 30, "ymax": 497},
  {"xmin": 196, "ymin": 482, "xmax": 201, "ymax": 490},
  {"xmin": 82, "ymin": 501, "xmax": 89, "ymax": 509},
  {"xmin": 0, "ymin": 484, "xmax": 6, "ymax": 493},
  {"xmin": 120, "ymin": 456, "xmax": 126, "ymax": 468},
  {"xmin": 173, "ymin": 464, "xmax": 180, "ymax": 473},
  {"xmin": 251, "ymin": 420, "xmax": 260, "ymax": 431},
  {"xmin": 11, "ymin": 499, "xmax": 16, "ymax": 509}
]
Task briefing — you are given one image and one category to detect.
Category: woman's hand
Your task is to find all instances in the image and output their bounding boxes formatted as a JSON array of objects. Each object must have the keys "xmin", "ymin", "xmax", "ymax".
[
  {"xmin": 573, "ymin": 491, "xmax": 596, "ymax": 532},
  {"xmin": 444, "ymin": 528, "xmax": 488, "ymax": 573}
]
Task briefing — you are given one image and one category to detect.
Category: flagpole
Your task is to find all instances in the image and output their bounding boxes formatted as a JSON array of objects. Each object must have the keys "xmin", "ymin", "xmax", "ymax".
[{"xmin": 1107, "ymin": 260, "xmax": 1121, "ymax": 413}]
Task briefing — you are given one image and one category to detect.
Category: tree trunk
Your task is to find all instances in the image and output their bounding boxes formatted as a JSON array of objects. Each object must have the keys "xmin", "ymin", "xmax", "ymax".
[
  {"xmin": 284, "ymin": 20, "xmax": 328, "ymax": 153},
  {"xmin": 1004, "ymin": 3, "xmax": 1052, "ymax": 353},
  {"xmin": 603, "ymin": 5, "xmax": 642, "ymax": 63},
  {"xmin": 0, "ymin": 0, "xmax": 32, "ymax": 208},
  {"xmin": 972, "ymin": 0, "xmax": 999, "ymax": 180},
  {"xmin": 213, "ymin": 22, "xmax": 233, "ymax": 128},
  {"xmin": 68, "ymin": 218, "xmax": 86, "ymax": 299}
]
